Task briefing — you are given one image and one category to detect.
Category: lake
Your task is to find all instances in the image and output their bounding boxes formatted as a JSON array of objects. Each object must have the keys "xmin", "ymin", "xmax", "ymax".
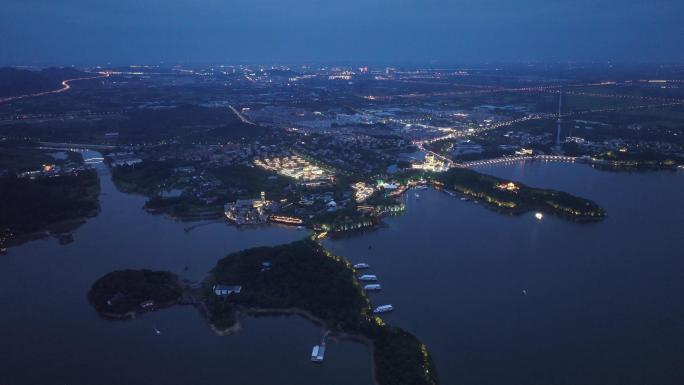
[
  {"xmin": 0, "ymin": 151, "xmax": 372, "ymax": 385},
  {"xmin": 1, "ymin": 155, "xmax": 682, "ymax": 385},
  {"xmin": 325, "ymin": 161, "xmax": 684, "ymax": 385}
]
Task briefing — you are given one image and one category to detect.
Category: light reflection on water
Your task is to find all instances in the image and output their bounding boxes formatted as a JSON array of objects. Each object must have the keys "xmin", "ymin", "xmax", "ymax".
[
  {"xmin": 0, "ymin": 150, "xmax": 372, "ymax": 385},
  {"xmin": 326, "ymin": 162, "xmax": 684, "ymax": 385}
]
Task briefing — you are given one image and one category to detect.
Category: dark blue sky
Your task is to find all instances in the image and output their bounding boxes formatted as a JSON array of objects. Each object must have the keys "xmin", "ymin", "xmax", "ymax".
[{"xmin": 1, "ymin": 0, "xmax": 682, "ymax": 65}]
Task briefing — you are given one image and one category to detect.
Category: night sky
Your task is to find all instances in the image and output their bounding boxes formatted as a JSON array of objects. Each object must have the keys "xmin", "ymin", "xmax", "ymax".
[{"xmin": 1, "ymin": 0, "xmax": 682, "ymax": 65}]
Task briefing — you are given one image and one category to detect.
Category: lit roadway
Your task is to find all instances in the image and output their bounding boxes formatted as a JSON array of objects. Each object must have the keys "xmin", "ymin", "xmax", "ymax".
[
  {"xmin": 0, "ymin": 72, "xmax": 110, "ymax": 104},
  {"xmin": 462, "ymin": 154, "xmax": 578, "ymax": 168},
  {"xmin": 413, "ymin": 114, "xmax": 544, "ymax": 168},
  {"xmin": 229, "ymin": 105, "xmax": 256, "ymax": 125},
  {"xmin": 414, "ymin": 96, "xmax": 684, "ymax": 169},
  {"xmin": 364, "ymin": 79, "xmax": 684, "ymax": 105}
]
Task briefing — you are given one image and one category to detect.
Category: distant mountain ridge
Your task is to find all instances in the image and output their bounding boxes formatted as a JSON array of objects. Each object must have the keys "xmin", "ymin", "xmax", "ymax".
[{"xmin": 0, "ymin": 67, "xmax": 87, "ymax": 98}]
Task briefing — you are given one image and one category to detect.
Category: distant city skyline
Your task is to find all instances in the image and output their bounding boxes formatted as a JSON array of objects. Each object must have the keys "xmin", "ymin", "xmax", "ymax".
[{"xmin": 1, "ymin": 0, "xmax": 683, "ymax": 65}]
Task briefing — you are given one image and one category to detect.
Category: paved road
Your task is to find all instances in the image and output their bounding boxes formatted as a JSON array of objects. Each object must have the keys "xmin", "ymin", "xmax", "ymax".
[
  {"xmin": 229, "ymin": 105, "xmax": 256, "ymax": 125},
  {"xmin": 0, "ymin": 72, "xmax": 110, "ymax": 104}
]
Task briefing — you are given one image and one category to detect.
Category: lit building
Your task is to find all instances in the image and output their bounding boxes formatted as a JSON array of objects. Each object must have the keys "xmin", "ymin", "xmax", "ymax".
[
  {"xmin": 328, "ymin": 71, "xmax": 354, "ymax": 80},
  {"xmin": 254, "ymin": 156, "xmax": 334, "ymax": 186},
  {"xmin": 515, "ymin": 148, "xmax": 534, "ymax": 156},
  {"xmin": 411, "ymin": 154, "xmax": 448, "ymax": 172},
  {"xmin": 351, "ymin": 182, "xmax": 375, "ymax": 203},
  {"xmin": 496, "ymin": 182, "xmax": 520, "ymax": 192},
  {"xmin": 224, "ymin": 197, "xmax": 274, "ymax": 225}
]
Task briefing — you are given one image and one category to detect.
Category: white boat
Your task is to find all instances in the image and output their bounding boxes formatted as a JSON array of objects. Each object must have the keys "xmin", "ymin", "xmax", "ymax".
[
  {"xmin": 353, "ymin": 263, "xmax": 369, "ymax": 269},
  {"xmin": 460, "ymin": 197, "xmax": 469, "ymax": 201},
  {"xmin": 311, "ymin": 344, "xmax": 326, "ymax": 362},
  {"xmin": 358, "ymin": 274, "xmax": 377, "ymax": 281},
  {"xmin": 373, "ymin": 304, "xmax": 394, "ymax": 314},
  {"xmin": 415, "ymin": 185, "xmax": 428, "ymax": 190},
  {"xmin": 364, "ymin": 284, "xmax": 382, "ymax": 291},
  {"xmin": 415, "ymin": 193, "xmax": 420, "ymax": 199},
  {"xmin": 154, "ymin": 327, "xmax": 162, "ymax": 335}
]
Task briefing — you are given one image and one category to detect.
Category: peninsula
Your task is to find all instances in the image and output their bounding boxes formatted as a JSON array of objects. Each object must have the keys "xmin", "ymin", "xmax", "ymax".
[
  {"xmin": 88, "ymin": 239, "xmax": 438, "ymax": 385},
  {"xmin": 0, "ymin": 145, "xmax": 100, "ymax": 250},
  {"xmin": 433, "ymin": 168, "xmax": 605, "ymax": 221}
]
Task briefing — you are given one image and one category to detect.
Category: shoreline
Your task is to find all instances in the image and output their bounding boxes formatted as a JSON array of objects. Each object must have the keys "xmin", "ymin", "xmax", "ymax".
[
  {"xmin": 196, "ymin": 303, "xmax": 382, "ymax": 385},
  {"xmin": 443, "ymin": 186, "xmax": 605, "ymax": 222},
  {"xmin": 1, "ymin": 211, "xmax": 98, "ymax": 251},
  {"xmin": 96, "ymin": 294, "xmax": 384, "ymax": 385}
]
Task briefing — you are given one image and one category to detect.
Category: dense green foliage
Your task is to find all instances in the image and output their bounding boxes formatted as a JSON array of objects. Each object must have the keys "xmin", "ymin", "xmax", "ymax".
[
  {"xmin": 592, "ymin": 150, "xmax": 681, "ymax": 170},
  {"xmin": 0, "ymin": 146, "xmax": 55, "ymax": 172},
  {"xmin": 195, "ymin": 122, "xmax": 271, "ymax": 143},
  {"xmin": 110, "ymin": 160, "xmax": 176, "ymax": 195},
  {"xmin": 206, "ymin": 240, "xmax": 371, "ymax": 331},
  {"xmin": 0, "ymin": 142, "xmax": 84, "ymax": 172},
  {"xmin": 436, "ymin": 168, "xmax": 605, "ymax": 220},
  {"xmin": 95, "ymin": 105, "xmax": 272, "ymax": 144},
  {"xmin": 205, "ymin": 239, "xmax": 438, "ymax": 385},
  {"xmin": 0, "ymin": 67, "xmax": 86, "ymax": 98},
  {"xmin": 113, "ymin": 105, "xmax": 235, "ymax": 143},
  {"xmin": 145, "ymin": 196, "xmax": 223, "ymax": 220},
  {"xmin": 90, "ymin": 240, "xmax": 439, "ymax": 385},
  {"xmin": 0, "ymin": 170, "xmax": 100, "ymax": 236},
  {"xmin": 209, "ymin": 164, "xmax": 290, "ymax": 199},
  {"xmin": 369, "ymin": 325, "xmax": 438, "ymax": 385},
  {"xmin": 88, "ymin": 270, "xmax": 182, "ymax": 317},
  {"xmin": 310, "ymin": 207, "xmax": 376, "ymax": 232}
]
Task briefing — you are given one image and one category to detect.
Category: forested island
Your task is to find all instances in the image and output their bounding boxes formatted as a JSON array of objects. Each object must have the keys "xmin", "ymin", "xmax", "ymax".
[
  {"xmin": 88, "ymin": 239, "xmax": 438, "ymax": 385},
  {"xmin": 0, "ymin": 145, "xmax": 100, "ymax": 250},
  {"xmin": 433, "ymin": 168, "xmax": 605, "ymax": 221},
  {"xmin": 89, "ymin": 270, "xmax": 184, "ymax": 318},
  {"xmin": 588, "ymin": 150, "xmax": 682, "ymax": 171},
  {"xmin": 0, "ymin": 170, "xmax": 100, "ymax": 249}
]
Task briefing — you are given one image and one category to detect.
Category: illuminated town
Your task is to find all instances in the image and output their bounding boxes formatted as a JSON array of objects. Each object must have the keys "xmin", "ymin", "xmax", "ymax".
[
  {"xmin": 1, "ymin": 1, "xmax": 683, "ymax": 382},
  {"xmin": 254, "ymin": 156, "xmax": 335, "ymax": 187}
]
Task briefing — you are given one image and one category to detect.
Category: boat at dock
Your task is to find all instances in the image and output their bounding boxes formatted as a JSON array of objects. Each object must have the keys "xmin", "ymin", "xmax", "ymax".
[
  {"xmin": 364, "ymin": 284, "xmax": 382, "ymax": 291},
  {"xmin": 311, "ymin": 344, "xmax": 326, "ymax": 362},
  {"xmin": 358, "ymin": 274, "xmax": 377, "ymax": 281},
  {"xmin": 373, "ymin": 304, "xmax": 394, "ymax": 314},
  {"xmin": 353, "ymin": 263, "xmax": 369, "ymax": 269}
]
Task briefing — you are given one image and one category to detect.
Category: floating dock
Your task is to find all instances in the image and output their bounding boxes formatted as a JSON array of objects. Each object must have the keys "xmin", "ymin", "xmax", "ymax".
[
  {"xmin": 358, "ymin": 274, "xmax": 378, "ymax": 281},
  {"xmin": 311, "ymin": 344, "xmax": 326, "ymax": 362},
  {"xmin": 373, "ymin": 304, "xmax": 394, "ymax": 314},
  {"xmin": 364, "ymin": 284, "xmax": 382, "ymax": 291}
]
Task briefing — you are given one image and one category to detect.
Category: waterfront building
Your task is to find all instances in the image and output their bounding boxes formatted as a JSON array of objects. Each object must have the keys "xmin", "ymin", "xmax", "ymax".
[
  {"xmin": 311, "ymin": 344, "xmax": 326, "ymax": 362},
  {"xmin": 213, "ymin": 285, "xmax": 242, "ymax": 297},
  {"xmin": 496, "ymin": 182, "xmax": 520, "ymax": 192},
  {"xmin": 411, "ymin": 153, "xmax": 448, "ymax": 172},
  {"xmin": 224, "ymin": 197, "xmax": 275, "ymax": 225},
  {"xmin": 351, "ymin": 182, "xmax": 375, "ymax": 202}
]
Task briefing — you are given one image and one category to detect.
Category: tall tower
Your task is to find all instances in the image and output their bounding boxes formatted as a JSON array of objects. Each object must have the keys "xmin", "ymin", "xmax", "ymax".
[{"xmin": 555, "ymin": 89, "xmax": 563, "ymax": 149}]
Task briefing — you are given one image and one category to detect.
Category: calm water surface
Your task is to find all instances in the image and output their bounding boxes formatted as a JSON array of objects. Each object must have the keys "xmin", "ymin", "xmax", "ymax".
[
  {"xmin": 326, "ymin": 161, "xmax": 684, "ymax": 385},
  {"xmin": 2, "ymin": 155, "xmax": 683, "ymax": 385},
  {"xmin": 0, "ymin": 152, "xmax": 372, "ymax": 385}
]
